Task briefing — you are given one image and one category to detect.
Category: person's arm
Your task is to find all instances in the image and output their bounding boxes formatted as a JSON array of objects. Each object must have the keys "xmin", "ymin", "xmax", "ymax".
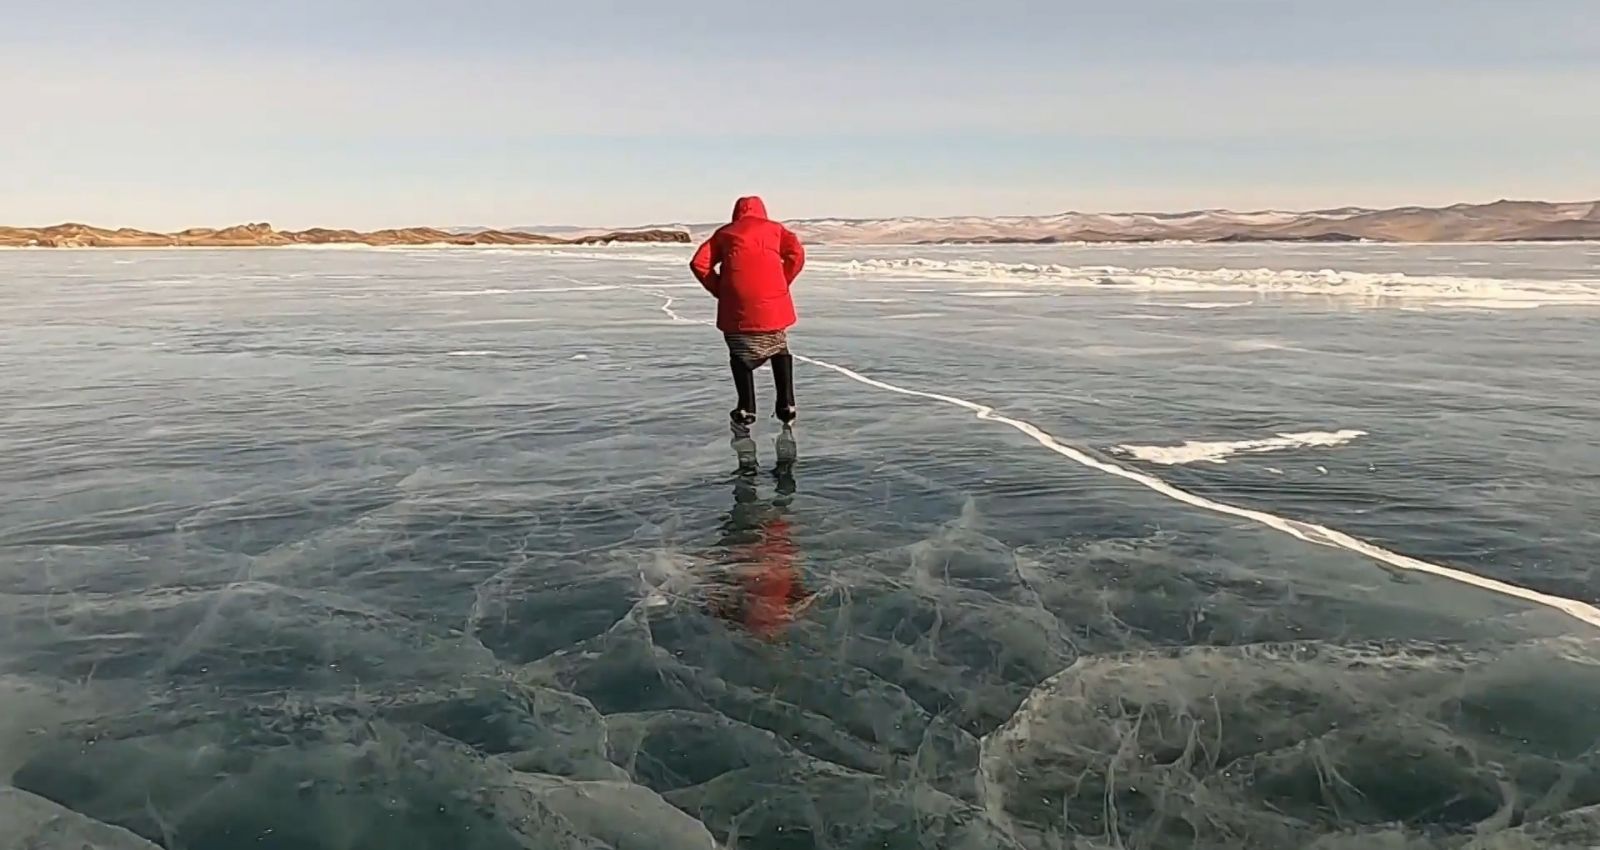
[
  {"xmin": 690, "ymin": 235, "xmax": 722, "ymax": 296},
  {"xmin": 779, "ymin": 227, "xmax": 805, "ymax": 285}
]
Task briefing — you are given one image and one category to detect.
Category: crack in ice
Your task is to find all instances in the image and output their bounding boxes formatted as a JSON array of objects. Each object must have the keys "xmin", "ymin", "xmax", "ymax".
[{"xmin": 638, "ymin": 287, "xmax": 1600, "ymax": 632}]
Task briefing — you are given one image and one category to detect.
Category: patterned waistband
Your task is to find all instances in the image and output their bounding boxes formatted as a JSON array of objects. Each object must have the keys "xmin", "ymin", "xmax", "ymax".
[{"xmin": 725, "ymin": 331, "xmax": 790, "ymax": 368}]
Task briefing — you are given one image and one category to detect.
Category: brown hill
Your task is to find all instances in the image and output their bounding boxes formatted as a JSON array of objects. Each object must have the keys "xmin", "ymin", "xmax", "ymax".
[
  {"xmin": 1256, "ymin": 201, "xmax": 1600, "ymax": 243},
  {"xmin": 776, "ymin": 199, "xmax": 1600, "ymax": 244},
  {"xmin": 568, "ymin": 228, "xmax": 692, "ymax": 245},
  {"xmin": 0, "ymin": 223, "xmax": 691, "ymax": 248}
]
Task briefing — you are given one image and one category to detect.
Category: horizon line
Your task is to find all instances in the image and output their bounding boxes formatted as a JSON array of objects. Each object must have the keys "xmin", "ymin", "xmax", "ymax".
[{"xmin": 6, "ymin": 195, "xmax": 1598, "ymax": 234}]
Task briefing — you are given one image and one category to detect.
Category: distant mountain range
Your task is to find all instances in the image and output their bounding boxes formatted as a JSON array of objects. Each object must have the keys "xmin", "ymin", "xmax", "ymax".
[
  {"xmin": 0, "ymin": 222, "xmax": 690, "ymax": 248},
  {"xmin": 9, "ymin": 200, "xmax": 1598, "ymax": 248},
  {"xmin": 531, "ymin": 199, "xmax": 1600, "ymax": 245}
]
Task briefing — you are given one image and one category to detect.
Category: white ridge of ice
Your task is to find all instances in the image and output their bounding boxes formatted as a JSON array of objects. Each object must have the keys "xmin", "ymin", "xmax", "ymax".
[
  {"xmin": 428, "ymin": 285, "xmax": 617, "ymax": 296},
  {"xmin": 1116, "ymin": 429, "xmax": 1367, "ymax": 465},
  {"xmin": 542, "ymin": 249, "xmax": 692, "ymax": 265},
  {"xmin": 832, "ymin": 258, "xmax": 1600, "ymax": 307},
  {"xmin": 636, "ymin": 284, "xmax": 1600, "ymax": 631},
  {"xmin": 444, "ymin": 318, "xmax": 545, "ymax": 326}
]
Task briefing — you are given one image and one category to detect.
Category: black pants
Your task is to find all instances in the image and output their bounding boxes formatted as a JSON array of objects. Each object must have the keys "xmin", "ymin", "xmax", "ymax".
[{"xmin": 731, "ymin": 353, "xmax": 795, "ymax": 421}]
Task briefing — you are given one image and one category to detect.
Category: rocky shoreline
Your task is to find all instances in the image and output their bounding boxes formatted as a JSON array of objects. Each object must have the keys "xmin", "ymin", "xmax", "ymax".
[{"xmin": 0, "ymin": 222, "xmax": 691, "ymax": 248}]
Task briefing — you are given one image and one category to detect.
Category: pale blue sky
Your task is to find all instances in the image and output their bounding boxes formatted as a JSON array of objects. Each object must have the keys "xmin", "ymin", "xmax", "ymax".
[{"xmin": 4, "ymin": 0, "xmax": 1597, "ymax": 228}]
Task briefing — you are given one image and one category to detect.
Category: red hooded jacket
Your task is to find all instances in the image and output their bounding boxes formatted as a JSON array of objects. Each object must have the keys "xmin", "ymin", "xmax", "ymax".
[{"xmin": 690, "ymin": 196, "xmax": 805, "ymax": 333}]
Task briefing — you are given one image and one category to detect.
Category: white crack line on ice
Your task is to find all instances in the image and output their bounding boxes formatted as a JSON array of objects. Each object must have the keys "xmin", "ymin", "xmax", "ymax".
[{"xmin": 637, "ymin": 287, "xmax": 1600, "ymax": 631}]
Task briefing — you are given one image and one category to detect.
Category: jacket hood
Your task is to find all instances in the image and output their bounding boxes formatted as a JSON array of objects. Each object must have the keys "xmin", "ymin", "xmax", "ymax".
[{"xmin": 732, "ymin": 196, "xmax": 768, "ymax": 221}]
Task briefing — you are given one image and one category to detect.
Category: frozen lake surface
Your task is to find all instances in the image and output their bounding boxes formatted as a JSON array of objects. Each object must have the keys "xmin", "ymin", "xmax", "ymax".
[{"xmin": 3, "ymin": 242, "xmax": 1600, "ymax": 849}]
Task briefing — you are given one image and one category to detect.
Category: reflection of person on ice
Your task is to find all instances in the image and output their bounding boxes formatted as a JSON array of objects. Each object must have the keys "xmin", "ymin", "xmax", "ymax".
[
  {"xmin": 706, "ymin": 469, "xmax": 816, "ymax": 640},
  {"xmin": 707, "ymin": 515, "xmax": 814, "ymax": 640},
  {"xmin": 690, "ymin": 196, "xmax": 806, "ymax": 437}
]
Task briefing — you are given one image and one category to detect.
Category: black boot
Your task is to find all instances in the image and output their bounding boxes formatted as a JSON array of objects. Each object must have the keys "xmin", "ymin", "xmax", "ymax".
[
  {"xmin": 772, "ymin": 353, "xmax": 796, "ymax": 426},
  {"xmin": 729, "ymin": 355, "xmax": 757, "ymax": 436}
]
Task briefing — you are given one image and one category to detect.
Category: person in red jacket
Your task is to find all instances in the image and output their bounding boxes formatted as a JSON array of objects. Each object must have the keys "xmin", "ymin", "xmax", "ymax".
[{"xmin": 690, "ymin": 196, "xmax": 806, "ymax": 436}]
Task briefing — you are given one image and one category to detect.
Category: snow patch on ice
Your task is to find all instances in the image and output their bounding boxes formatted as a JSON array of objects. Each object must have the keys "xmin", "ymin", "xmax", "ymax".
[
  {"xmin": 1116, "ymin": 429, "xmax": 1368, "ymax": 465},
  {"xmin": 835, "ymin": 257, "xmax": 1600, "ymax": 308}
]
